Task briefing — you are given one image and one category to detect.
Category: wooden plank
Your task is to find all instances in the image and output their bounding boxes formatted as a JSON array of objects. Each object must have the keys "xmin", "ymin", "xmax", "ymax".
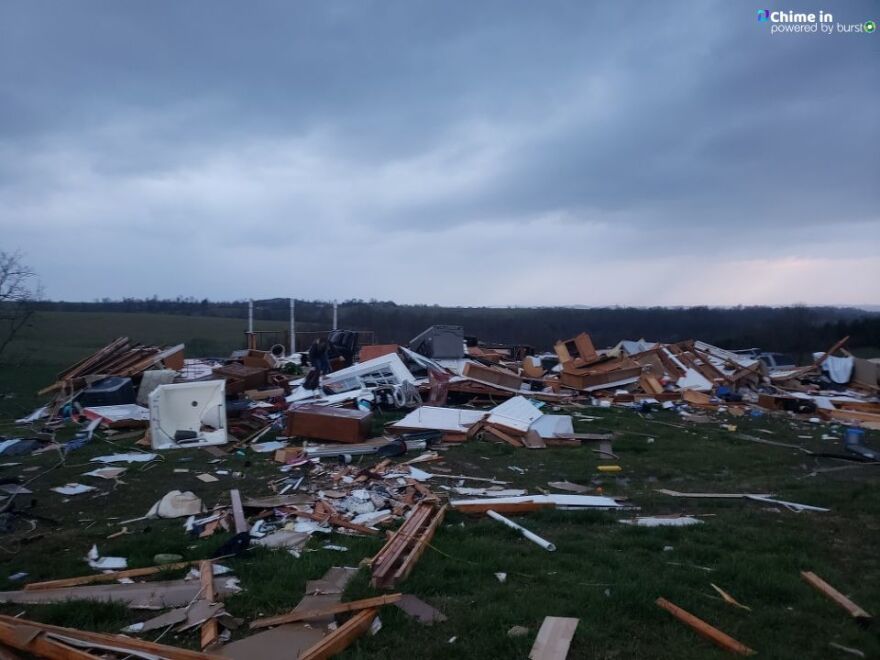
[
  {"xmin": 230, "ymin": 489, "xmax": 249, "ymax": 534},
  {"xmin": 483, "ymin": 424, "xmax": 524, "ymax": 447},
  {"xmin": 0, "ymin": 614, "xmax": 223, "ymax": 660},
  {"xmin": 250, "ymin": 594, "xmax": 402, "ymax": 630},
  {"xmin": 24, "ymin": 561, "xmax": 195, "ymax": 591},
  {"xmin": 300, "ymin": 608, "xmax": 377, "ymax": 660},
  {"xmin": 801, "ymin": 571, "xmax": 872, "ymax": 620},
  {"xmin": 528, "ymin": 616, "xmax": 579, "ymax": 660},
  {"xmin": 0, "ymin": 622, "xmax": 98, "ymax": 660},
  {"xmin": 453, "ymin": 500, "xmax": 554, "ymax": 515},
  {"xmin": 199, "ymin": 561, "xmax": 219, "ymax": 650},
  {"xmin": 655, "ymin": 597, "xmax": 755, "ymax": 655},
  {"xmin": 392, "ymin": 504, "xmax": 447, "ymax": 583},
  {"xmin": 371, "ymin": 505, "xmax": 433, "ymax": 578}
]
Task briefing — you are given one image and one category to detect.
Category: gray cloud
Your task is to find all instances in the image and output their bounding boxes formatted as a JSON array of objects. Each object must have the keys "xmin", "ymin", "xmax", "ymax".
[{"xmin": 0, "ymin": 0, "xmax": 877, "ymax": 305}]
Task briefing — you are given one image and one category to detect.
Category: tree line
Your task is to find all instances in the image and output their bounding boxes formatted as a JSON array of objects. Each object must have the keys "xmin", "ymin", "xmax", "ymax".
[{"xmin": 30, "ymin": 297, "xmax": 880, "ymax": 360}]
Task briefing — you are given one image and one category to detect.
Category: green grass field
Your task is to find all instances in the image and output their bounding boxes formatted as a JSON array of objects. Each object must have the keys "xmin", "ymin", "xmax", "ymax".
[{"xmin": 0, "ymin": 312, "xmax": 877, "ymax": 659}]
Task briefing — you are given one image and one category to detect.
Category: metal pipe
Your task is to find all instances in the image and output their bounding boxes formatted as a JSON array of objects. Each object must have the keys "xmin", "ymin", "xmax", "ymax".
[
  {"xmin": 248, "ymin": 299, "xmax": 254, "ymax": 334},
  {"xmin": 332, "ymin": 300, "xmax": 338, "ymax": 330},
  {"xmin": 487, "ymin": 509, "xmax": 556, "ymax": 551}
]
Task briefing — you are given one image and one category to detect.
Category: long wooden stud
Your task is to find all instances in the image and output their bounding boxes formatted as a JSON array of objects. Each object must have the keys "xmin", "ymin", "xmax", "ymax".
[
  {"xmin": 299, "ymin": 608, "xmax": 378, "ymax": 660},
  {"xmin": 24, "ymin": 561, "xmax": 195, "ymax": 591},
  {"xmin": 250, "ymin": 594, "xmax": 402, "ymax": 630},
  {"xmin": 199, "ymin": 561, "xmax": 219, "ymax": 651},
  {"xmin": 0, "ymin": 621, "xmax": 99, "ymax": 660},
  {"xmin": 656, "ymin": 597, "xmax": 756, "ymax": 656},
  {"xmin": 229, "ymin": 489, "xmax": 249, "ymax": 534},
  {"xmin": 0, "ymin": 615, "xmax": 222, "ymax": 660},
  {"xmin": 801, "ymin": 571, "xmax": 872, "ymax": 620}
]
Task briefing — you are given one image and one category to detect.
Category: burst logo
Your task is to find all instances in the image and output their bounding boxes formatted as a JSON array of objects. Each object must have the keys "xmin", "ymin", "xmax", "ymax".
[{"xmin": 757, "ymin": 9, "xmax": 770, "ymax": 21}]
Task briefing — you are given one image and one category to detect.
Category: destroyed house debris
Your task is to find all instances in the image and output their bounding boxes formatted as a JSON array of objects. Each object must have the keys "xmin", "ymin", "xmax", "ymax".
[{"xmin": 4, "ymin": 324, "xmax": 878, "ymax": 659}]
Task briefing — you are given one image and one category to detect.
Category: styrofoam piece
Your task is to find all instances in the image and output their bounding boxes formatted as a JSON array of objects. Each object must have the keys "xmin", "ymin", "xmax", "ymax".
[{"xmin": 149, "ymin": 381, "xmax": 227, "ymax": 450}]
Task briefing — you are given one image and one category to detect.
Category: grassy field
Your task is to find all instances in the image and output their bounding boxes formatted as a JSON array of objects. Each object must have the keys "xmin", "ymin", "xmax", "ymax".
[
  {"xmin": 0, "ymin": 311, "xmax": 289, "ymax": 420},
  {"xmin": 0, "ymin": 312, "xmax": 877, "ymax": 658}
]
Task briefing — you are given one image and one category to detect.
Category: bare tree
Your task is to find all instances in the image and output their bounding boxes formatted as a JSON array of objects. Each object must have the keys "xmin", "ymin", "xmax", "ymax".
[{"xmin": 0, "ymin": 250, "xmax": 42, "ymax": 360}]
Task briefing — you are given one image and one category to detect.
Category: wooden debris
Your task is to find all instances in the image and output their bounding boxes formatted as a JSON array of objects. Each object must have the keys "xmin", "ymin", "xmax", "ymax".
[
  {"xmin": 655, "ymin": 597, "xmax": 755, "ymax": 655},
  {"xmin": 199, "ymin": 560, "xmax": 219, "ymax": 650},
  {"xmin": 801, "ymin": 571, "xmax": 872, "ymax": 621},
  {"xmin": 250, "ymin": 593, "xmax": 402, "ymax": 630},
  {"xmin": 370, "ymin": 502, "xmax": 446, "ymax": 589},
  {"xmin": 229, "ymin": 489, "xmax": 249, "ymax": 534},
  {"xmin": 710, "ymin": 583, "xmax": 751, "ymax": 611},
  {"xmin": 24, "ymin": 560, "xmax": 195, "ymax": 591},
  {"xmin": 0, "ymin": 614, "xmax": 221, "ymax": 660},
  {"xmin": 299, "ymin": 608, "xmax": 378, "ymax": 660},
  {"xmin": 528, "ymin": 616, "xmax": 579, "ymax": 660}
]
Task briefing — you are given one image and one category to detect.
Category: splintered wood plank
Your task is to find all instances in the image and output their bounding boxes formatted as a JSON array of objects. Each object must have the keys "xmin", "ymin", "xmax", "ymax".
[
  {"xmin": 0, "ymin": 622, "xmax": 97, "ymax": 660},
  {"xmin": 528, "ymin": 616, "xmax": 579, "ymax": 660},
  {"xmin": 229, "ymin": 489, "xmax": 249, "ymax": 534},
  {"xmin": 24, "ymin": 561, "xmax": 195, "ymax": 590},
  {"xmin": 299, "ymin": 608, "xmax": 378, "ymax": 660},
  {"xmin": 250, "ymin": 594, "xmax": 401, "ymax": 629},
  {"xmin": 199, "ymin": 561, "xmax": 219, "ymax": 650},
  {"xmin": 656, "ymin": 597, "xmax": 755, "ymax": 655},
  {"xmin": 801, "ymin": 571, "xmax": 872, "ymax": 620},
  {"xmin": 0, "ymin": 614, "xmax": 222, "ymax": 660}
]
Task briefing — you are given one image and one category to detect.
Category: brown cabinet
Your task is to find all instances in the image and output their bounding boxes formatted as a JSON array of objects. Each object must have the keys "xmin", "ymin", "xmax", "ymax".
[{"xmin": 286, "ymin": 405, "xmax": 373, "ymax": 443}]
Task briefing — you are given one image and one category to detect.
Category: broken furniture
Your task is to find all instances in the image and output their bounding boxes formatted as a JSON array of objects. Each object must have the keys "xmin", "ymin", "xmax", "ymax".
[{"xmin": 286, "ymin": 405, "xmax": 373, "ymax": 443}]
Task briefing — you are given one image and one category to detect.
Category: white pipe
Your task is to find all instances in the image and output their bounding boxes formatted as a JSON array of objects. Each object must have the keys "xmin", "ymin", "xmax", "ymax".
[
  {"xmin": 248, "ymin": 299, "xmax": 254, "ymax": 334},
  {"xmin": 332, "ymin": 300, "xmax": 338, "ymax": 330},
  {"xmin": 487, "ymin": 509, "xmax": 556, "ymax": 551},
  {"xmin": 289, "ymin": 298, "xmax": 296, "ymax": 354}
]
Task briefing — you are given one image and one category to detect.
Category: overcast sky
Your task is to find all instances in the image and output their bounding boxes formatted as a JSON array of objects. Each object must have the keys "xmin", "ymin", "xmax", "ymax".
[{"xmin": 1, "ymin": 1, "xmax": 877, "ymax": 306}]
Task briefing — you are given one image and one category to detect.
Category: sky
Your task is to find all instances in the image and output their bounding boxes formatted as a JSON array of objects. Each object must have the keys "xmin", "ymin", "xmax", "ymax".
[{"xmin": 0, "ymin": 1, "xmax": 878, "ymax": 306}]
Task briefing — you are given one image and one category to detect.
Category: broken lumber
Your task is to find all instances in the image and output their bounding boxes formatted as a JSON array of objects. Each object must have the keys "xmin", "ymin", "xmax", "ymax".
[
  {"xmin": 655, "ymin": 597, "xmax": 755, "ymax": 655},
  {"xmin": 0, "ymin": 614, "xmax": 222, "ymax": 660},
  {"xmin": 299, "ymin": 607, "xmax": 378, "ymax": 660},
  {"xmin": 24, "ymin": 560, "xmax": 195, "ymax": 591},
  {"xmin": 529, "ymin": 616, "xmax": 579, "ymax": 660},
  {"xmin": 801, "ymin": 571, "xmax": 872, "ymax": 621},
  {"xmin": 229, "ymin": 489, "xmax": 249, "ymax": 534},
  {"xmin": 250, "ymin": 593, "xmax": 402, "ymax": 630},
  {"xmin": 199, "ymin": 560, "xmax": 219, "ymax": 650},
  {"xmin": 371, "ymin": 502, "xmax": 446, "ymax": 589}
]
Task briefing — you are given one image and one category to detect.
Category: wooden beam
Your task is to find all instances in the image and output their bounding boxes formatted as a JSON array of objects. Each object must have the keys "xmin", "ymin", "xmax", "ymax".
[
  {"xmin": 199, "ymin": 560, "xmax": 219, "ymax": 651},
  {"xmin": 529, "ymin": 616, "xmax": 579, "ymax": 660},
  {"xmin": 656, "ymin": 597, "xmax": 755, "ymax": 655},
  {"xmin": 229, "ymin": 489, "xmax": 249, "ymax": 534},
  {"xmin": 801, "ymin": 571, "xmax": 872, "ymax": 620},
  {"xmin": 0, "ymin": 614, "xmax": 223, "ymax": 660},
  {"xmin": 24, "ymin": 561, "xmax": 195, "ymax": 591},
  {"xmin": 0, "ymin": 621, "xmax": 98, "ymax": 660},
  {"xmin": 299, "ymin": 608, "xmax": 378, "ymax": 660},
  {"xmin": 250, "ymin": 593, "xmax": 402, "ymax": 629}
]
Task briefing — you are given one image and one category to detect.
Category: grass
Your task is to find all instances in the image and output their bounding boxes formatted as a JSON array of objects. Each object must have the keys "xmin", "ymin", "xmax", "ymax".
[{"xmin": 0, "ymin": 311, "xmax": 877, "ymax": 658}]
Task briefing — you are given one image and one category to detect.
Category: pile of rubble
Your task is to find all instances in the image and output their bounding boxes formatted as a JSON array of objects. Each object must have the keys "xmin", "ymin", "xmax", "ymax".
[{"xmin": 0, "ymin": 323, "xmax": 876, "ymax": 659}]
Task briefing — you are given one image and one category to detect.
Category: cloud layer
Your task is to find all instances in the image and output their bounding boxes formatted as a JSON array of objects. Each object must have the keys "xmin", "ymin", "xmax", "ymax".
[{"xmin": 1, "ymin": 0, "xmax": 877, "ymax": 304}]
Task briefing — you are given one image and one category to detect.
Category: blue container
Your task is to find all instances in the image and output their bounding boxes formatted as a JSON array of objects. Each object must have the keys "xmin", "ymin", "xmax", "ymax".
[{"xmin": 844, "ymin": 427, "xmax": 865, "ymax": 446}]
